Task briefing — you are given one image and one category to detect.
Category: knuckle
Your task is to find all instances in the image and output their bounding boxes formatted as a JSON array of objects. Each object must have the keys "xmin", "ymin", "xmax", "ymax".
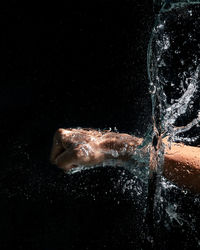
[{"xmin": 57, "ymin": 128, "xmax": 65, "ymax": 134}]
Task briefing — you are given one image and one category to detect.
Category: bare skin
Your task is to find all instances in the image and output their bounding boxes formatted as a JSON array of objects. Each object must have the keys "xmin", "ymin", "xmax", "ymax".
[{"xmin": 50, "ymin": 128, "xmax": 200, "ymax": 193}]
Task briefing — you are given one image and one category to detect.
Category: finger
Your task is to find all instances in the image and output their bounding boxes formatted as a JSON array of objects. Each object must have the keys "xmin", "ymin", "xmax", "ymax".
[
  {"xmin": 56, "ymin": 143, "xmax": 105, "ymax": 171},
  {"xmin": 55, "ymin": 147, "xmax": 78, "ymax": 170},
  {"xmin": 50, "ymin": 129, "xmax": 67, "ymax": 164}
]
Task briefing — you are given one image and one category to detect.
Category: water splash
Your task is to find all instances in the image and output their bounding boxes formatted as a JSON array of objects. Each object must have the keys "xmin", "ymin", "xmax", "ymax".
[
  {"xmin": 147, "ymin": 2, "xmax": 200, "ymax": 247},
  {"xmin": 148, "ymin": 2, "xmax": 200, "ymax": 144}
]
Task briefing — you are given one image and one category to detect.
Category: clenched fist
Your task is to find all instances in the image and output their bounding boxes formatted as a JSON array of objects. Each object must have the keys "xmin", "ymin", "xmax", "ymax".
[{"xmin": 50, "ymin": 128, "xmax": 142, "ymax": 171}]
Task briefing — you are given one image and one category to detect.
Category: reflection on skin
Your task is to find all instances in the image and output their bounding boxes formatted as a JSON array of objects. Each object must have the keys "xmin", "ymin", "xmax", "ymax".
[{"xmin": 50, "ymin": 128, "xmax": 200, "ymax": 193}]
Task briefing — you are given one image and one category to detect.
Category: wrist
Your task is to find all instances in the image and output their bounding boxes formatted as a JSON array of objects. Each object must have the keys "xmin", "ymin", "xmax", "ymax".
[{"xmin": 99, "ymin": 135, "xmax": 142, "ymax": 161}]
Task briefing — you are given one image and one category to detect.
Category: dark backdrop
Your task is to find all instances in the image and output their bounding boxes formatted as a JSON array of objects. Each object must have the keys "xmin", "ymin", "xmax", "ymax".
[
  {"xmin": 0, "ymin": 2, "xmax": 155, "ymax": 249},
  {"xmin": 2, "ymin": 1, "xmax": 199, "ymax": 250}
]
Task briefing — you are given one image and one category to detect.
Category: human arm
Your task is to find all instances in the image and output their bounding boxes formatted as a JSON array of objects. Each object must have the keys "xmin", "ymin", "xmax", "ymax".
[{"xmin": 50, "ymin": 128, "xmax": 200, "ymax": 193}]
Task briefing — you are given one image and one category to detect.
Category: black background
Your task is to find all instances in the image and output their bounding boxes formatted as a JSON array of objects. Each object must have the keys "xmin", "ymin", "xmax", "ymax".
[
  {"xmin": 1, "ymin": 1, "xmax": 200, "ymax": 250},
  {"xmin": 0, "ymin": 1, "xmax": 154, "ymax": 249},
  {"xmin": 1, "ymin": 0, "xmax": 154, "ymax": 182}
]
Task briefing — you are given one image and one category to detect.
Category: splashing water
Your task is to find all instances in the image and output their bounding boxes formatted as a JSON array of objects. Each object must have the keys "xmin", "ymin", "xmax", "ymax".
[
  {"xmin": 148, "ymin": 1, "xmax": 200, "ymax": 144},
  {"xmin": 146, "ymin": 1, "xmax": 200, "ymax": 248}
]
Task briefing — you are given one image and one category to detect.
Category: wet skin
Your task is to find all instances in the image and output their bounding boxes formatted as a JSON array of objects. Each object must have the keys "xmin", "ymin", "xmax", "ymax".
[{"xmin": 50, "ymin": 128, "xmax": 200, "ymax": 193}]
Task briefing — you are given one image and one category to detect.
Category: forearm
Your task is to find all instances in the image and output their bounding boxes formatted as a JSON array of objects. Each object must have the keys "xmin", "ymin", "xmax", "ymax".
[
  {"xmin": 163, "ymin": 142, "xmax": 200, "ymax": 193},
  {"xmin": 99, "ymin": 132, "xmax": 143, "ymax": 161},
  {"xmin": 100, "ymin": 134, "xmax": 200, "ymax": 193}
]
